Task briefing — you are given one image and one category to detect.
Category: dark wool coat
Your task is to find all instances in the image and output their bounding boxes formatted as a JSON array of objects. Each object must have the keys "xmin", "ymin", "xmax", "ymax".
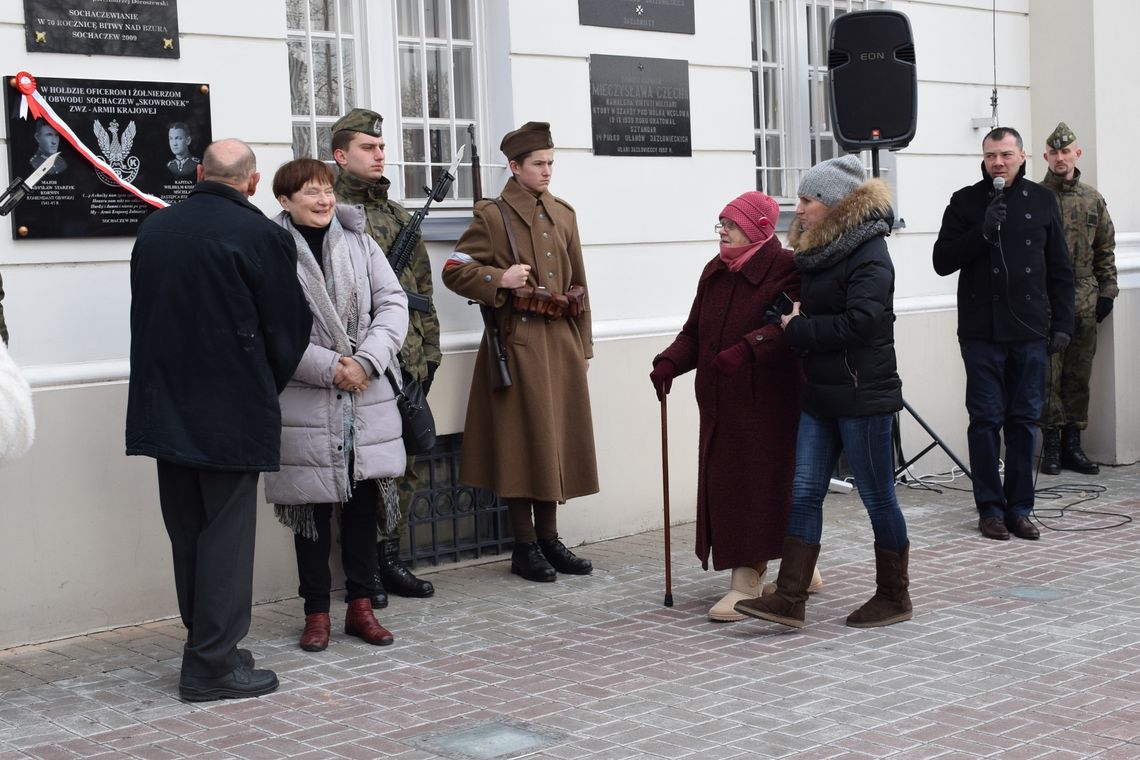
[
  {"xmin": 443, "ymin": 177, "xmax": 598, "ymax": 502},
  {"xmin": 933, "ymin": 165, "xmax": 1074, "ymax": 342},
  {"xmin": 126, "ymin": 182, "xmax": 312, "ymax": 471},
  {"xmin": 785, "ymin": 178, "xmax": 903, "ymax": 418},
  {"xmin": 655, "ymin": 237, "xmax": 802, "ymax": 570}
]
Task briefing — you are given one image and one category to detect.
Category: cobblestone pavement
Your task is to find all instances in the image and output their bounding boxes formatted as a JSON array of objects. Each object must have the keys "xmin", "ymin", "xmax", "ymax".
[{"xmin": 2, "ymin": 465, "xmax": 1139, "ymax": 759}]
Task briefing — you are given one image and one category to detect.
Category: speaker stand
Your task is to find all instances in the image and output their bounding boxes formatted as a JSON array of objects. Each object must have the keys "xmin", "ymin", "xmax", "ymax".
[{"xmin": 868, "ymin": 146, "xmax": 972, "ymax": 484}]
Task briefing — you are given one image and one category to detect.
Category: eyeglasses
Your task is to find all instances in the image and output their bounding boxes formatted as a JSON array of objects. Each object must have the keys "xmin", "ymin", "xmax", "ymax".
[
  {"xmin": 714, "ymin": 220, "xmax": 738, "ymax": 234},
  {"xmin": 299, "ymin": 187, "xmax": 336, "ymax": 199}
]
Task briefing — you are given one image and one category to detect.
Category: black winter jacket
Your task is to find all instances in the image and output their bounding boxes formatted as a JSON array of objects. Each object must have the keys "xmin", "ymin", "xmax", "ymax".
[
  {"xmin": 126, "ymin": 182, "xmax": 312, "ymax": 471},
  {"xmin": 784, "ymin": 178, "xmax": 903, "ymax": 418},
  {"xmin": 932, "ymin": 165, "xmax": 1074, "ymax": 342}
]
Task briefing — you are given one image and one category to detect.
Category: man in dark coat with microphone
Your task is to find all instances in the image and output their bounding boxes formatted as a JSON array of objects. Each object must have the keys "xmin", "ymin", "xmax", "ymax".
[{"xmin": 933, "ymin": 126, "xmax": 1074, "ymax": 542}]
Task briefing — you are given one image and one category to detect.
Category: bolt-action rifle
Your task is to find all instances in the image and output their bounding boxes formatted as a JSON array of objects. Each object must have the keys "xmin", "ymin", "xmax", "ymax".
[
  {"xmin": 468, "ymin": 124, "xmax": 511, "ymax": 390},
  {"xmin": 388, "ymin": 144, "xmax": 465, "ymax": 312}
]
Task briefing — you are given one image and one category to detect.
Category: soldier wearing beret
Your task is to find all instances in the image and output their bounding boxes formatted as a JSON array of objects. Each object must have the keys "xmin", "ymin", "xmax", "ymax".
[
  {"xmin": 331, "ymin": 108, "xmax": 439, "ymax": 604},
  {"xmin": 442, "ymin": 121, "xmax": 599, "ymax": 582},
  {"xmin": 1039, "ymin": 122, "xmax": 1117, "ymax": 475}
]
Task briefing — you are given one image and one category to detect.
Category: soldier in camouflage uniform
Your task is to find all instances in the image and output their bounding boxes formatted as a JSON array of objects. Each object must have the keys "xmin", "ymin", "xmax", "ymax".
[
  {"xmin": 1039, "ymin": 122, "xmax": 1117, "ymax": 475},
  {"xmin": 331, "ymin": 109, "xmax": 440, "ymax": 603}
]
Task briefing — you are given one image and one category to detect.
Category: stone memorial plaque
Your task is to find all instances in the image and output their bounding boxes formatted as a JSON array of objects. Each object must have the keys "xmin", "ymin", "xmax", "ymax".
[
  {"xmin": 5, "ymin": 75, "xmax": 211, "ymax": 239},
  {"xmin": 24, "ymin": 0, "xmax": 180, "ymax": 58},
  {"xmin": 579, "ymin": 0, "xmax": 695, "ymax": 34},
  {"xmin": 589, "ymin": 54, "xmax": 691, "ymax": 157}
]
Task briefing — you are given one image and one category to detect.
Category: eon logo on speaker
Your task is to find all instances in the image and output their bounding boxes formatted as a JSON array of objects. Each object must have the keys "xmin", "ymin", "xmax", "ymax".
[{"xmin": 859, "ymin": 52, "xmax": 887, "ymax": 61}]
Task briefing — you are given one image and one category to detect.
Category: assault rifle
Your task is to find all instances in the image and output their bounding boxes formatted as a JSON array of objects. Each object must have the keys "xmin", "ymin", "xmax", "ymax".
[
  {"xmin": 388, "ymin": 144, "xmax": 466, "ymax": 312},
  {"xmin": 468, "ymin": 124, "xmax": 512, "ymax": 390}
]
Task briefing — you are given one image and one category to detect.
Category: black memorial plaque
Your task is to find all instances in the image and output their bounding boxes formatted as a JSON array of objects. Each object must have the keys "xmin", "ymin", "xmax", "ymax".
[
  {"xmin": 24, "ymin": 0, "xmax": 180, "ymax": 58},
  {"xmin": 5, "ymin": 75, "xmax": 211, "ymax": 239},
  {"xmin": 579, "ymin": 0, "xmax": 695, "ymax": 34},
  {"xmin": 589, "ymin": 55, "xmax": 691, "ymax": 157}
]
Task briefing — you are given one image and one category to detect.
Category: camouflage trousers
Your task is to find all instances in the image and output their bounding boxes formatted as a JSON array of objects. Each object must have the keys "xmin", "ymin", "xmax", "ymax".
[{"xmin": 1043, "ymin": 277, "xmax": 1100, "ymax": 430}]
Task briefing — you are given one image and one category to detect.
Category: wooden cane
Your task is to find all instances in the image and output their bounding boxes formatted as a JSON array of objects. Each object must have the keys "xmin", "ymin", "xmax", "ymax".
[{"xmin": 660, "ymin": 394, "xmax": 673, "ymax": 607}]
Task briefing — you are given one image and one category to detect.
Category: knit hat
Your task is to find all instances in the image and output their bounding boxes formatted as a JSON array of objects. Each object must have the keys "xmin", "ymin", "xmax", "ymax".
[
  {"xmin": 719, "ymin": 191, "xmax": 779, "ymax": 244},
  {"xmin": 797, "ymin": 154, "xmax": 865, "ymax": 207},
  {"xmin": 500, "ymin": 121, "xmax": 554, "ymax": 161}
]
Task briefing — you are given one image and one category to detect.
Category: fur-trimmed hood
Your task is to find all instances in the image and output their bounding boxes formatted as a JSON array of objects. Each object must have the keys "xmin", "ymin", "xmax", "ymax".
[{"xmin": 789, "ymin": 177, "xmax": 894, "ymax": 253}]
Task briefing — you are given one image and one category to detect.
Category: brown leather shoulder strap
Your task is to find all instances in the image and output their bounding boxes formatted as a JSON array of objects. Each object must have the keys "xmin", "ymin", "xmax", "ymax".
[{"xmin": 493, "ymin": 198, "xmax": 523, "ymax": 267}]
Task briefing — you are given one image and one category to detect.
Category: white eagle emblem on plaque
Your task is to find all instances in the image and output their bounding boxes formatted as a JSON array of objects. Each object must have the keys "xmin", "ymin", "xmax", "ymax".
[{"xmin": 93, "ymin": 119, "xmax": 141, "ymax": 185}]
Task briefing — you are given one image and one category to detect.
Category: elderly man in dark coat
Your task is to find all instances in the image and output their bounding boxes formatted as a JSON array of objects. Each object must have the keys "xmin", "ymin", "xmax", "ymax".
[
  {"xmin": 443, "ymin": 122, "xmax": 598, "ymax": 583},
  {"xmin": 126, "ymin": 139, "xmax": 311, "ymax": 701},
  {"xmin": 651, "ymin": 191, "xmax": 807, "ymax": 622}
]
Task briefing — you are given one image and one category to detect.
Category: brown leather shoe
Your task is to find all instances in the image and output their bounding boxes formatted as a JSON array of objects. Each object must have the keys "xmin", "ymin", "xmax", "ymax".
[
  {"xmin": 1006, "ymin": 516, "xmax": 1040, "ymax": 540},
  {"xmin": 344, "ymin": 598, "xmax": 394, "ymax": 646},
  {"xmin": 978, "ymin": 516, "xmax": 1010, "ymax": 541},
  {"xmin": 299, "ymin": 612, "xmax": 330, "ymax": 652}
]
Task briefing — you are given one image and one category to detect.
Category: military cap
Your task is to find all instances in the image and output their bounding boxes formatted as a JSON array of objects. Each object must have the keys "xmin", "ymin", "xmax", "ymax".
[
  {"xmin": 1046, "ymin": 121, "xmax": 1076, "ymax": 150},
  {"xmin": 331, "ymin": 108, "xmax": 383, "ymax": 137},
  {"xmin": 500, "ymin": 121, "xmax": 553, "ymax": 161}
]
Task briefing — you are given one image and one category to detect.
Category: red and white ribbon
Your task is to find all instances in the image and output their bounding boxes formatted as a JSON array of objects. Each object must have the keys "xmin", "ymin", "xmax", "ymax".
[{"xmin": 15, "ymin": 71, "xmax": 168, "ymax": 209}]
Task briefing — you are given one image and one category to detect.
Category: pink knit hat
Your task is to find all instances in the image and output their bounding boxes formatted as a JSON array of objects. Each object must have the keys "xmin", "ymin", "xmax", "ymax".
[{"xmin": 719, "ymin": 191, "xmax": 779, "ymax": 244}]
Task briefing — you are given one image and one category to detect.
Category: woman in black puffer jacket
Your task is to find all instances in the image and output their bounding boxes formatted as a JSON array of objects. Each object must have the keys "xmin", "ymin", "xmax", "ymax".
[{"xmin": 736, "ymin": 154, "xmax": 911, "ymax": 631}]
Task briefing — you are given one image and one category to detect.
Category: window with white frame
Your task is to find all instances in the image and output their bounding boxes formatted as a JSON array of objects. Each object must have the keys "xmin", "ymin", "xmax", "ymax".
[
  {"xmin": 287, "ymin": 0, "xmax": 360, "ymax": 161},
  {"xmin": 286, "ymin": 1, "xmax": 483, "ymax": 203},
  {"xmin": 752, "ymin": 0, "xmax": 881, "ymax": 201},
  {"xmin": 395, "ymin": 0, "xmax": 478, "ymax": 200}
]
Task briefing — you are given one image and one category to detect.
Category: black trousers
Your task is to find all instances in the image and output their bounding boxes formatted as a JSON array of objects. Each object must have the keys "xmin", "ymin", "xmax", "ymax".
[
  {"xmin": 156, "ymin": 461, "xmax": 259, "ymax": 679},
  {"xmin": 293, "ymin": 479, "xmax": 380, "ymax": 614}
]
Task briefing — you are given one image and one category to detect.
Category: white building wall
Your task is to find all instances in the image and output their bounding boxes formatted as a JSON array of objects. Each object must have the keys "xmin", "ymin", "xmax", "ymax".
[{"xmin": 0, "ymin": 0, "xmax": 1137, "ymax": 647}]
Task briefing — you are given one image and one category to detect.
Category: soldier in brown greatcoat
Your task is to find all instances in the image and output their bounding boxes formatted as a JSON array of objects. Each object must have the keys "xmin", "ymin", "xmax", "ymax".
[{"xmin": 443, "ymin": 121, "xmax": 598, "ymax": 583}]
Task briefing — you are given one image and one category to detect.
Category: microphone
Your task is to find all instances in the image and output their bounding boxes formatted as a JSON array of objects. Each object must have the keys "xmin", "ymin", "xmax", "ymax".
[{"xmin": 992, "ymin": 176, "xmax": 1005, "ymax": 233}]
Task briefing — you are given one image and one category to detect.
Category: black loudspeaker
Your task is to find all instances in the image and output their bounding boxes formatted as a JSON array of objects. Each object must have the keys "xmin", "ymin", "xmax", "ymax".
[{"xmin": 827, "ymin": 10, "xmax": 917, "ymax": 152}]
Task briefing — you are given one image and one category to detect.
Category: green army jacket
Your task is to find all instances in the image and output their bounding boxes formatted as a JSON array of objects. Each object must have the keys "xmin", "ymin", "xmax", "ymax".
[
  {"xmin": 334, "ymin": 171, "xmax": 442, "ymax": 382},
  {"xmin": 1041, "ymin": 168, "xmax": 1118, "ymax": 299}
]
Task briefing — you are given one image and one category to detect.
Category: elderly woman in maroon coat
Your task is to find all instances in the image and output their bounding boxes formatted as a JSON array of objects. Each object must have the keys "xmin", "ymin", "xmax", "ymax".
[{"xmin": 650, "ymin": 191, "xmax": 819, "ymax": 621}]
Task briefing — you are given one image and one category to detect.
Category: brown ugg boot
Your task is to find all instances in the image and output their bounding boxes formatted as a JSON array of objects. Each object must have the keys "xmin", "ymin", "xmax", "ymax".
[
  {"xmin": 708, "ymin": 563, "xmax": 775, "ymax": 622},
  {"xmin": 734, "ymin": 537, "xmax": 821, "ymax": 629},
  {"xmin": 299, "ymin": 612, "xmax": 330, "ymax": 652},
  {"xmin": 344, "ymin": 598, "xmax": 394, "ymax": 646},
  {"xmin": 846, "ymin": 543, "xmax": 912, "ymax": 628}
]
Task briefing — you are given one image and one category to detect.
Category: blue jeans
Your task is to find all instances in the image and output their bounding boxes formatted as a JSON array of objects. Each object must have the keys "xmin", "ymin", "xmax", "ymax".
[
  {"xmin": 785, "ymin": 411, "xmax": 909, "ymax": 553},
  {"xmin": 959, "ymin": 339, "xmax": 1046, "ymax": 519}
]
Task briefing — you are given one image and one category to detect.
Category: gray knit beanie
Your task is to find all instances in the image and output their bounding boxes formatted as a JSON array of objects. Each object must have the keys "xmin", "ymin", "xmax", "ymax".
[{"xmin": 797, "ymin": 154, "xmax": 865, "ymax": 207}]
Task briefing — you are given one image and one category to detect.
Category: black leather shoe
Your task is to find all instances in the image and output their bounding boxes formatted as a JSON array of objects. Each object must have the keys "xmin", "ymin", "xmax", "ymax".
[
  {"xmin": 979, "ymin": 516, "xmax": 1010, "ymax": 541},
  {"xmin": 179, "ymin": 664, "xmax": 279, "ymax": 702},
  {"xmin": 378, "ymin": 540, "xmax": 435, "ymax": 598},
  {"xmin": 371, "ymin": 571, "xmax": 389, "ymax": 609},
  {"xmin": 511, "ymin": 541, "xmax": 557, "ymax": 582},
  {"xmin": 237, "ymin": 649, "xmax": 254, "ymax": 668},
  {"xmin": 1006, "ymin": 516, "xmax": 1040, "ymax": 540},
  {"xmin": 538, "ymin": 537, "xmax": 593, "ymax": 575}
]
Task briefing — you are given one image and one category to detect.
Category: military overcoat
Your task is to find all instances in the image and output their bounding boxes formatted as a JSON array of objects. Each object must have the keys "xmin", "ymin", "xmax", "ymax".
[{"xmin": 443, "ymin": 177, "xmax": 598, "ymax": 502}]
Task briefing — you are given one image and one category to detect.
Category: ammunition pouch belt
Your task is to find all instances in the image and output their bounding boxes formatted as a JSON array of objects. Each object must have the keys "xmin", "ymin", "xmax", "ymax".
[
  {"xmin": 405, "ymin": 289, "xmax": 433, "ymax": 313},
  {"xmin": 511, "ymin": 285, "xmax": 585, "ymax": 320}
]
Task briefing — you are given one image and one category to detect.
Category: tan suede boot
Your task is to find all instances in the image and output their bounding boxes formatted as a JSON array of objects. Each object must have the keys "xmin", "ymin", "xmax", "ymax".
[
  {"xmin": 846, "ymin": 543, "xmax": 912, "ymax": 628},
  {"xmin": 807, "ymin": 565, "xmax": 823, "ymax": 593},
  {"xmin": 708, "ymin": 563, "xmax": 775, "ymax": 622},
  {"xmin": 734, "ymin": 537, "xmax": 821, "ymax": 629}
]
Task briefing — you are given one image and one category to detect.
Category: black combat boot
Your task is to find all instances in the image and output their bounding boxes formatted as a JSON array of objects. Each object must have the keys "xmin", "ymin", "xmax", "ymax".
[
  {"xmin": 370, "ymin": 572, "xmax": 389, "ymax": 609},
  {"xmin": 1060, "ymin": 425, "xmax": 1099, "ymax": 475},
  {"xmin": 378, "ymin": 540, "xmax": 435, "ymax": 598},
  {"xmin": 1040, "ymin": 428, "xmax": 1061, "ymax": 475},
  {"xmin": 511, "ymin": 541, "xmax": 557, "ymax": 582},
  {"xmin": 537, "ymin": 536, "xmax": 593, "ymax": 575}
]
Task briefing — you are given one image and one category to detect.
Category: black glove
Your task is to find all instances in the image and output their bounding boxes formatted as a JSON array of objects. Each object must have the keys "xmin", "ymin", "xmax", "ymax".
[
  {"xmin": 982, "ymin": 194, "xmax": 1007, "ymax": 240},
  {"xmin": 1047, "ymin": 331, "xmax": 1071, "ymax": 355},
  {"xmin": 1095, "ymin": 297, "xmax": 1114, "ymax": 323},
  {"xmin": 761, "ymin": 305, "xmax": 783, "ymax": 327},
  {"xmin": 423, "ymin": 361, "xmax": 439, "ymax": 395}
]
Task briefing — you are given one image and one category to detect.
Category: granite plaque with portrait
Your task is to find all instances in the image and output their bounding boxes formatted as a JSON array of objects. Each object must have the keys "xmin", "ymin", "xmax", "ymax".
[
  {"xmin": 579, "ymin": 0, "xmax": 695, "ymax": 34},
  {"xmin": 4, "ymin": 75, "xmax": 210, "ymax": 239},
  {"xmin": 589, "ymin": 55, "xmax": 691, "ymax": 157},
  {"xmin": 24, "ymin": 0, "xmax": 180, "ymax": 58}
]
